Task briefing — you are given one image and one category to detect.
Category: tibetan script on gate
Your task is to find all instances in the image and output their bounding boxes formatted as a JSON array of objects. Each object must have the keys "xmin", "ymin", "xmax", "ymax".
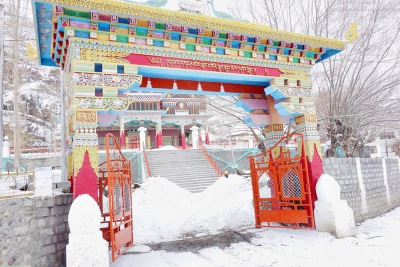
[
  {"xmin": 74, "ymin": 110, "xmax": 97, "ymax": 123},
  {"xmin": 122, "ymin": 53, "xmax": 284, "ymax": 77}
]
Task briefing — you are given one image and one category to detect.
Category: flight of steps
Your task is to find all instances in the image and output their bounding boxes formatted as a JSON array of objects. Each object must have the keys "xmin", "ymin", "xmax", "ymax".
[{"xmin": 145, "ymin": 149, "xmax": 221, "ymax": 193}]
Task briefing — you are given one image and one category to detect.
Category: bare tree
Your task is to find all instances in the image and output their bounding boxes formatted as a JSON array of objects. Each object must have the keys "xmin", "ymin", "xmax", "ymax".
[
  {"xmin": 228, "ymin": 0, "xmax": 400, "ymax": 157},
  {"xmin": 10, "ymin": 0, "xmax": 22, "ymax": 168},
  {"xmin": 206, "ymin": 96, "xmax": 268, "ymax": 151}
]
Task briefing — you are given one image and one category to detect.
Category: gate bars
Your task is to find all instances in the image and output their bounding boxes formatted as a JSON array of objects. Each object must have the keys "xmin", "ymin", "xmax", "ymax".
[
  {"xmin": 98, "ymin": 133, "xmax": 133, "ymax": 261},
  {"xmin": 248, "ymin": 133, "xmax": 315, "ymax": 229}
]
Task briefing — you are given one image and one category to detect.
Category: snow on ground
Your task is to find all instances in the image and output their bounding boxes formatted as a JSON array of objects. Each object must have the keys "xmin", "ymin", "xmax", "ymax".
[
  {"xmin": 152, "ymin": 146, "xmax": 178, "ymax": 151},
  {"xmin": 113, "ymin": 175, "xmax": 400, "ymax": 266},
  {"xmin": 133, "ymin": 175, "xmax": 253, "ymax": 244}
]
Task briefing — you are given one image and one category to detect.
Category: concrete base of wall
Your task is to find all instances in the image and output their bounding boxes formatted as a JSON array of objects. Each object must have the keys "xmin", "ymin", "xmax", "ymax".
[{"xmin": 0, "ymin": 194, "xmax": 73, "ymax": 267}]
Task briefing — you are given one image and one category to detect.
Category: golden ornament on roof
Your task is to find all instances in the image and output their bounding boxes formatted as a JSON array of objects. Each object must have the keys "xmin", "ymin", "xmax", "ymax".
[{"xmin": 345, "ymin": 22, "xmax": 359, "ymax": 43}]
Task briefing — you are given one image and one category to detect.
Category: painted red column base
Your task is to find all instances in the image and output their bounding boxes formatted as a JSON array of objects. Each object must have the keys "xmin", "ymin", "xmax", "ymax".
[
  {"xmin": 306, "ymin": 144, "xmax": 323, "ymax": 206},
  {"xmin": 205, "ymin": 133, "xmax": 210, "ymax": 145},
  {"xmin": 120, "ymin": 131, "xmax": 125, "ymax": 148},
  {"xmin": 181, "ymin": 133, "xmax": 186, "ymax": 149},
  {"xmin": 73, "ymin": 150, "xmax": 98, "ymax": 202},
  {"xmin": 155, "ymin": 132, "xmax": 163, "ymax": 148}
]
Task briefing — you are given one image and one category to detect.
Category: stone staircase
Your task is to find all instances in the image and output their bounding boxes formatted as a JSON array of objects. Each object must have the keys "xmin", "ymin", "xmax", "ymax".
[{"xmin": 145, "ymin": 149, "xmax": 221, "ymax": 193}]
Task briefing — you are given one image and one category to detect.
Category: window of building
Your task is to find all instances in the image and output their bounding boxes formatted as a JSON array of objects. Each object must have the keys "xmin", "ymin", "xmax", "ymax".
[
  {"xmin": 128, "ymin": 102, "xmax": 158, "ymax": 111},
  {"xmin": 166, "ymin": 107, "xmax": 175, "ymax": 114},
  {"xmin": 189, "ymin": 107, "xmax": 199, "ymax": 114}
]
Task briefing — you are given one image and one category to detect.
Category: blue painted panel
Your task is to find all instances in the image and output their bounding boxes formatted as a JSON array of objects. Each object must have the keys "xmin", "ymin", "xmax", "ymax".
[
  {"xmin": 188, "ymin": 28, "xmax": 197, "ymax": 34},
  {"xmin": 306, "ymin": 51, "xmax": 315, "ymax": 58},
  {"xmin": 318, "ymin": 49, "xmax": 341, "ymax": 62},
  {"xmin": 275, "ymin": 103, "xmax": 300, "ymax": 117},
  {"xmin": 35, "ymin": 2, "xmax": 53, "ymax": 62},
  {"xmin": 171, "ymin": 32, "xmax": 181, "ymax": 41},
  {"xmin": 117, "ymin": 65, "xmax": 124, "ymax": 74},
  {"xmin": 98, "ymin": 22, "xmax": 110, "ymax": 32},
  {"xmin": 283, "ymin": 48, "xmax": 291, "ymax": 55},
  {"xmin": 75, "ymin": 30, "xmax": 90, "ymax": 38},
  {"xmin": 153, "ymin": 40, "xmax": 164, "ymax": 47},
  {"xmin": 95, "ymin": 63, "xmax": 103, "ymax": 72},
  {"xmin": 248, "ymin": 37, "xmax": 255, "ymax": 43},
  {"xmin": 269, "ymin": 55, "xmax": 277, "ymax": 60},
  {"xmin": 118, "ymin": 17, "xmax": 130, "ymax": 24},
  {"xmin": 137, "ymin": 66, "xmax": 271, "ymax": 86},
  {"xmin": 264, "ymin": 85, "xmax": 288, "ymax": 100},
  {"xmin": 231, "ymin": 41, "xmax": 240, "ymax": 49},
  {"xmin": 216, "ymin": 48, "xmax": 225, "ymax": 55}
]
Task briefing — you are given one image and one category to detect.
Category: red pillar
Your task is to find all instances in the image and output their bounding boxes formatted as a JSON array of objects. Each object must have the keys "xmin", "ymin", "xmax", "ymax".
[
  {"xmin": 205, "ymin": 132, "xmax": 210, "ymax": 145},
  {"xmin": 155, "ymin": 131, "xmax": 163, "ymax": 148},
  {"xmin": 120, "ymin": 129, "xmax": 125, "ymax": 148},
  {"xmin": 307, "ymin": 144, "xmax": 324, "ymax": 205}
]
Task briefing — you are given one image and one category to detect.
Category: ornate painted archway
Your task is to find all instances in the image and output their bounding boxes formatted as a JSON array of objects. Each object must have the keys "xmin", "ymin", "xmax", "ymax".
[{"xmin": 32, "ymin": 0, "xmax": 347, "ymax": 216}]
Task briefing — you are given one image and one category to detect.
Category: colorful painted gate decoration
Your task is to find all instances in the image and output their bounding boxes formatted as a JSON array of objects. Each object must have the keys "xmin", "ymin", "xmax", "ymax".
[
  {"xmin": 248, "ymin": 133, "xmax": 315, "ymax": 229},
  {"xmin": 98, "ymin": 133, "xmax": 133, "ymax": 261}
]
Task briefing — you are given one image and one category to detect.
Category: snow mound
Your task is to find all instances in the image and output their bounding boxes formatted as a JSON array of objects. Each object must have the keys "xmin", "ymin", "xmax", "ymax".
[
  {"xmin": 201, "ymin": 174, "xmax": 252, "ymax": 197},
  {"xmin": 133, "ymin": 175, "xmax": 254, "ymax": 244}
]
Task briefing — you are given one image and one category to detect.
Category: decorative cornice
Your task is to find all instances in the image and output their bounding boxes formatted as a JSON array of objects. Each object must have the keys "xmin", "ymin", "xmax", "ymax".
[{"xmin": 35, "ymin": 0, "xmax": 346, "ymax": 50}]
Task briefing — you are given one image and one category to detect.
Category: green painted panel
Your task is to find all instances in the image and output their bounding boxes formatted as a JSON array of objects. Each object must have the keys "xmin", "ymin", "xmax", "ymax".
[
  {"xmin": 64, "ymin": 8, "xmax": 91, "ymax": 19},
  {"xmin": 136, "ymin": 28, "xmax": 148, "ymax": 37},
  {"xmin": 186, "ymin": 43, "xmax": 196, "ymax": 51},
  {"xmin": 202, "ymin": 38, "xmax": 211, "ymax": 45},
  {"xmin": 219, "ymin": 33, "xmax": 227, "ymax": 39},
  {"xmin": 244, "ymin": 51, "xmax": 252, "ymax": 58},
  {"xmin": 117, "ymin": 35, "xmax": 129, "ymax": 43},
  {"xmin": 155, "ymin": 23, "xmax": 165, "ymax": 29}
]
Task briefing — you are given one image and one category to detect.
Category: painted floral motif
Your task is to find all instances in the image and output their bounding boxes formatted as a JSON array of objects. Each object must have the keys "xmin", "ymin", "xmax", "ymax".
[
  {"xmin": 74, "ymin": 72, "xmax": 142, "ymax": 88},
  {"xmin": 74, "ymin": 97, "xmax": 131, "ymax": 111}
]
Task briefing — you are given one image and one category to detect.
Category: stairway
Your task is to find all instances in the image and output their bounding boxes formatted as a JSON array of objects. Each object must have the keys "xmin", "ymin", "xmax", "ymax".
[{"xmin": 145, "ymin": 149, "xmax": 221, "ymax": 193}]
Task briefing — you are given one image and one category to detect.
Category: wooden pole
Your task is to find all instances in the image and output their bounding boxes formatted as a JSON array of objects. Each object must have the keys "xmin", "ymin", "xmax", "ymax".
[{"xmin": 60, "ymin": 70, "xmax": 67, "ymax": 181}]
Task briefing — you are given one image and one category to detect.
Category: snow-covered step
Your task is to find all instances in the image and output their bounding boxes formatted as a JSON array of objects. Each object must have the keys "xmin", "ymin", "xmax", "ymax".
[{"xmin": 146, "ymin": 149, "xmax": 220, "ymax": 193}]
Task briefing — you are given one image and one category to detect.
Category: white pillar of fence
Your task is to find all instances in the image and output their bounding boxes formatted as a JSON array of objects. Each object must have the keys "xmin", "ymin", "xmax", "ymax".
[
  {"xmin": 190, "ymin": 126, "xmax": 199, "ymax": 149},
  {"xmin": 314, "ymin": 174, "xmax": 355, "ymax": 238},
  {"xmin": 67, "ymin": 194, "xmax": 109, "ymax": 267},
  {"xmin": 138, "ymin": 127, "xmax": 147, "ymax": 152},
  {"xmin": 2, "ymin": 136, "xmax": 10, "ymax": 158},
  {"xmin": 356, "ymin": 158, "xmax": 368, "ymax": 215},
  {"xmin": 382, "ymin": 159, "xmax": 392, "ymax": 206},
  {"xmin": 34, "ymin": 167, "xmax": 53, "ymax": 197}
]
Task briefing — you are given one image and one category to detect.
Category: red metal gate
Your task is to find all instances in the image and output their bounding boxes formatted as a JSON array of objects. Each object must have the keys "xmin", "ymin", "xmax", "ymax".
[
  {"xmin": 248, "ymin": 133, "xmax": 314, "ymax": 229},
  {"xmin": 98, "ymin": 133, "xmax": 133, "ymax": 261}
]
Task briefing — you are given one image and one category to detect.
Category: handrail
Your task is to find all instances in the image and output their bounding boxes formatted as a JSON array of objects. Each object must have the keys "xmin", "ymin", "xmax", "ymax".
[
  {"xmin": 199, "ymin": 142, "xmax": 224, "ymax": 177},
  {"xmin": 142, "ymin": 142, "xmax": 152, "ymax": 177}
]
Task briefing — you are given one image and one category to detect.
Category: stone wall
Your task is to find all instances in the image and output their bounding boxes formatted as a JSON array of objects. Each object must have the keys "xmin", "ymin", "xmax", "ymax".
[
  {"xmin": 0, "ymin": 194, "xmax": 73, "ymax": 267},
  {"xmin": 323, "ymin": 158, "xmax": 400, "ymax": 223}
]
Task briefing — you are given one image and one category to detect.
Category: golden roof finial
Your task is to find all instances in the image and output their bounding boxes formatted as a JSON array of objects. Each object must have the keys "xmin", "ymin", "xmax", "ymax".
[
  {"xmin": 27, "ymin": 42, "xmax": 38, "ymax": 60},
  {"xmin": 345, "ymin": 22, "xmax": 358, "ymax": 43}
]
